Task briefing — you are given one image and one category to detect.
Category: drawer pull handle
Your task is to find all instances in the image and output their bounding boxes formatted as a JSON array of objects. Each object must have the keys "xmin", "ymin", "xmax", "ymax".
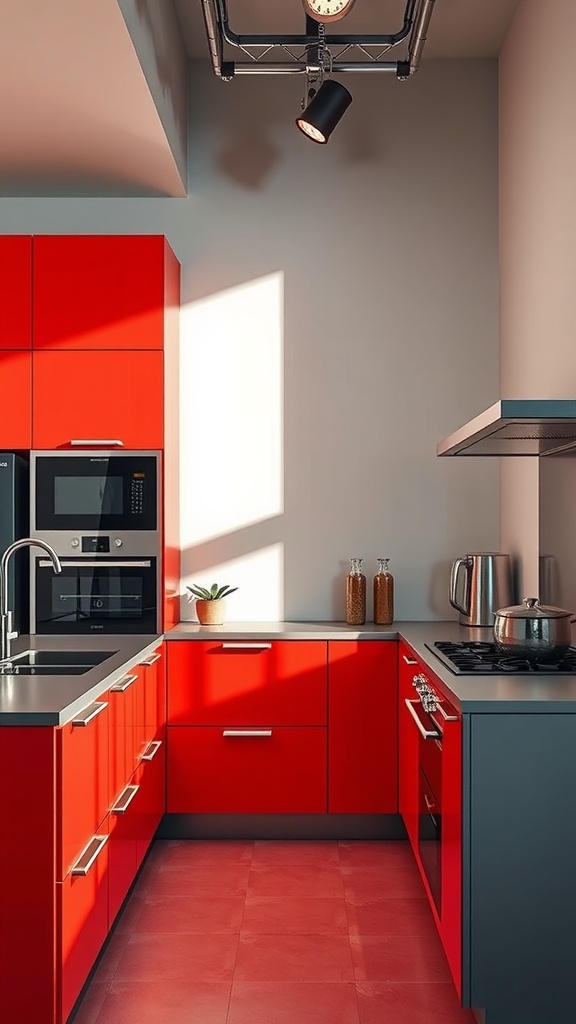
[
  {"xmin": 111, "ymin": 784, "xmax": 140, "ymax": 814},
  {"xmin": 72, "ymin": 701, "xmax": 108, "ymax": 726},
  {"xmin": 404, "ymin": 698, "xmax": 440, "ymax": 740},
  {"xmin": 110, "ymin": 673, "xmax": 138, "ymax": 692},
  {"xmin": 141, "ymin": 740, "xmax": 162, "ymax": 761},
  {"xmin": 223, "ymin": 729, "xmax": 273, "ymax": 737},
  {"xmin": 140, "ymin": 652, "xmax": 162, "ymax": 666},
  {"xmin": 71, "ymin": 834, "xmax": 108, "ymax": 875},
  {"xmin": 220, "ymin": 643, "xmax": 272, "ymax": 650},
  {"xmin": 70, "ymin": 439, "xmax": 124, "ymax": 447},
  {"xmin": 402, "ymin": 655, "xmax": 418, "ymax": 665}
]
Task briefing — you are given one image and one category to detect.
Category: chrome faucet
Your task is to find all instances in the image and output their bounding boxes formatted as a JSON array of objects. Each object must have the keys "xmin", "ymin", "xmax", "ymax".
[{"xmin": 0, "ymin": 538, "xmax": 62, "ymax": 661}]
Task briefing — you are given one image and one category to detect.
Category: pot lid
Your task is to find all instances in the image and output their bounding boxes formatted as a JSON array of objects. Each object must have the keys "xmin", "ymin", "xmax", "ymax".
[{"xmin": 496, "ymin": 597, "xmax": 571, "ymax": 619}]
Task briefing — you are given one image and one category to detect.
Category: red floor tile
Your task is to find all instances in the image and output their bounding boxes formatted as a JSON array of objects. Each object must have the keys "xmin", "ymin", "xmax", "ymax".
[
  {"xmin": 356, "ymin": 981, "xmax": 476, "ymax": 1023},
  {"xmin": 149, "ymin": 839, "xmax": 254, "ymax": 869},
  {"xmin": 342, "ymin": 862, "xmax": 426, "ymax": 901},
  {"xmin": 247, "ymin": 862, "xmax": 344, "ymax": 898},
  {"xmin": 228, "ymin": 981, "xmax": 361, "ymax": 1024},
  {"xmin": 134, "ymin": 895, "xmax": 245, "ymax": 933},
  {"xmin": 69, "ymin": 981, "xmax": 110, "ymax": 1024},
  {"xmin": 346, "ymin": 896, "xmax": 439, "ymax": 937},
  {"xmin": 350, "ymin": 934, "xmax": 453, "ymax": 984},
  {"xmin": 92, "ymin": 929, "xmax": 132, "ymax": 983},
  {"xmin": 242, "ymin": 896, "xmax": 348, "ymax": 935},
  {"xmin": 252, "ymin": 840, "xmax": 340, "ymax": 867},
  {"xmin": 339, "ymin": 841, "xmax": 417, "ymax": 869},
  {"xmin": 113, "ymin": 894, "xmax": 146, "ymax": 934},
  {"xmin": 92, "ymin": 980, "xmax": 231, "ymax": 1024},
  {"xmin": 110, "ymin": 931, "xmax": 238, "ymax": 983},
  {"xmin": 234, "ymin": 933, "xmax": 355, "ymax": 983},
  {"xmin": 135, "ymin": 859, "xmax": 252, "ymax": 897}
]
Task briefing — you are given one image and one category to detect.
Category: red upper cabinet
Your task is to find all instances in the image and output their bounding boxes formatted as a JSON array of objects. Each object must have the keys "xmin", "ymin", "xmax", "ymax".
[
  {"xmin": 0, "ymin": 350, "xmax": 32, "ymax": 448},
  {"xmin": 33, "ymin": 235, "xmax": 179, "ymax": 351},
  {"xmin": 328, "ymin": 640, "xmax": 398, "ymax": 814},
  {"xmin": 0, "ymin": 236, "xmax": 32, "ymax": 348},
  {"xmin": 31, "ymin": 349, "xmax": 164, "ymax": 449}
]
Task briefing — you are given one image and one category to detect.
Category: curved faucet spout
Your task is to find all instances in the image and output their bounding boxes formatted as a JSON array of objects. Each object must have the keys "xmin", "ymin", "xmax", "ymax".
[{"xmin": 0, "ymin": 537, "xmax": 62, "ymax": 661}]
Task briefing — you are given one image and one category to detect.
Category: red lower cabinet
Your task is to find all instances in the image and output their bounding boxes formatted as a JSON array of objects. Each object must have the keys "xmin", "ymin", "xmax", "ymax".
[
  {"xmin": 167, "ymin": 726, "xmax": 326, "ymax": 814},
  {"xmin": 398, "ymin": 643, "xmax": 420, "ymax": 850},
  {"xmin": 57, "ymin": 827, "xmax": 109, "ymax": 1024},
  {"xmin": 136, "ymin": 735, "xmax": 166, "ymax": 866},
  {"xmin": 328, "ymin": 640, "xmax": 398, "ymax": 813},
  {"xmin": 108, "ymin": 784, "xmax": 140, "ymax": 926}
]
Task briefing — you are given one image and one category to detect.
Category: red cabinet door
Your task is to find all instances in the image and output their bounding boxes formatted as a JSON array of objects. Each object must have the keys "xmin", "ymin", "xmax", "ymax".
[
  {"xmin": 0, "ymin": 236, "xmax": 32, "ymax": 348},
  {"xmin": 57, "ymin": 827, "xmax": 109, "ymax": 1024},
  {"xmin": 108, "ymin": 670, "xmax": 139, "ymax": 806},
  {"xmin": 139, "ymin": 645, "xmax": 164, "ymax": 746},
  {"xmin": 33, "ymin": 235, "xmax": 177, "ymax": 351},
  {"xmin": 32, "ymin": 349, "xmax": 164, "ymax": 448},
  {"xmin": 57, "ymin": 698, "xmax": 109, "ymax": 881},
  {"xmin": 167, "ymin": 725, "xmax": 326, "ymax": 814},
  {"xmin": 135, "ymin": 736, "xmax": 166, "ymax": 867},
  {"xmin": 108, "ymin": 783, "xmax": 140, "ymax": 927},
  {"xmin": 167, "ymin": 640, "xmax": 328, "ymax": 726},
  {"xmin": 398, "ymin": 642, "xmax": 421, "ymax": 851},
  {"xmin": 0, "ymin": 350, "xmax": 32, "ymax": 447},
  {"xmin": 328, "ymin": 640, "xmax": 398, "ymax": 814}
]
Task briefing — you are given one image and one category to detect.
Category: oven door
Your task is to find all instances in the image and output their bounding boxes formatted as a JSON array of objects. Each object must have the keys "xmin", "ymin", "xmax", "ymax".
[
  {"xmin": 33, "ymin": 557, "xmax": 159, "ymax": 634},
  {"xmin": 32, "ymin": 452, "xmax": 159, "ymax": 533}
]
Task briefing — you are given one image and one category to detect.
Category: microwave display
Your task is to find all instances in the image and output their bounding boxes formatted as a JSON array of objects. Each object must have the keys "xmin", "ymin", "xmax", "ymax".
[{"xmin": 32, "ymin": 452, "xmax": 159, "ymax": 533}]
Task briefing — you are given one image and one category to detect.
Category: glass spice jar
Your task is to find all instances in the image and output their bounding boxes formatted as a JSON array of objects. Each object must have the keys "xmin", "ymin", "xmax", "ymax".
[
  {"xmin": 346, "ymin": 557, "xmax": 366, "ymax": 625},
  {"xmin": 374, "ymin": 557, "xmax": 394, "ymax": 625}
]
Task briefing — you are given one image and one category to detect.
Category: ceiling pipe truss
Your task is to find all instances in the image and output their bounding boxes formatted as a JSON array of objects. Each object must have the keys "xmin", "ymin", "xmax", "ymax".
[{"xmin": 200, "ymin": 0, "xmax": 437, "ymax": 81}]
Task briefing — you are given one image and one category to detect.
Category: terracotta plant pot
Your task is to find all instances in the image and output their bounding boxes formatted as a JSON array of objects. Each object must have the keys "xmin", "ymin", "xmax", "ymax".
[{"xmin": 195, "ymin": 598, "xmax": 226, "ymax": 625}]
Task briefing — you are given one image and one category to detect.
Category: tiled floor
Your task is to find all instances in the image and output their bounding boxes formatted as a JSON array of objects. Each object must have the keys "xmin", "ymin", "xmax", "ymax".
[{"xmin": 71, "ymin": 840, "xmax": 476, "ymax": 1024}]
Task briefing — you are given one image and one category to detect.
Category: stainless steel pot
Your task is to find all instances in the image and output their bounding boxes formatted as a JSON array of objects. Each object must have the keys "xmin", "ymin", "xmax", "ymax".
[{"xmin": 493, "ymin": 597, "xmax": 576, "ymax": 662}]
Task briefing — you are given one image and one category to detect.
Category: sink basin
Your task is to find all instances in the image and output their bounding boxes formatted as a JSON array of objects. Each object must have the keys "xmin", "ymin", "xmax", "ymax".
[{"xmin": 0, "ymin": 650, "xmax": 118, "ymax": 676}]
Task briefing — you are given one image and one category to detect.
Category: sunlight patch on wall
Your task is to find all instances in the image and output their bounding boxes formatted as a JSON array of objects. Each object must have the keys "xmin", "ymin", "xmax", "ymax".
[
  {"xmin": 182, "ymin": 543, "xmax": 284, "ymax": 622},
  {"xmin": 180, "ymin": 272, "xmax": 284, "ymax": 547}
]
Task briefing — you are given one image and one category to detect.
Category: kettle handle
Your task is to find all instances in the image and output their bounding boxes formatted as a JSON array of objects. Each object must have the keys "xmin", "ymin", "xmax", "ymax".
[{"xmin": 449, "ymin": 556, "xmax": 470, "ymax": 616}]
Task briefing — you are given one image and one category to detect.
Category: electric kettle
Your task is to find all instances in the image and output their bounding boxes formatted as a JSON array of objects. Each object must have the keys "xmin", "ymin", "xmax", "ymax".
[{"xmin": 449, "ymin": 552, "xmax": 514, "ymax": 627}]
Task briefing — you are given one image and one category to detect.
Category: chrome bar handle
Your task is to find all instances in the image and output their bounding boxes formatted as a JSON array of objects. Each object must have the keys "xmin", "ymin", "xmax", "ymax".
[
  {"xmin": 402, "ymin": 654, "xmax": 418, "ymax": 665},
  {"xmin": 221, "ymin": 643, "xmax": 272, "ymax": 650},
  {"xmin": 71, "ymin": 701, "xmax": 108, "ymax": 726},
  {"xmin": 69, "ymin": 439, "xmax": 124, "ymax": 447},
  {"xmin": 110, "ymin": 673, "xmax": 138, "ymax": 692},
  {"xmin": 222, "ymin": 729, "xmax": 273, "ymax": 737},
  {"xmin": 141, "ymin": 740, "xmax": 162, "ymax": 761},
  {"xmin": 40, "ymin": 560, "xmax": 151, "ymax": 568},
  {"xmin": 404, "ymin": 698, "xmax": 440, "ymax": 740},
  {"xmin": 140, "ymin": 652, "xmax": 162, "ymax": 666},
  {"xmin": 111, "ymin": 784, "xmax": 139, "ymax": 814},
  {"xmin": 71, "ymin": 834, "xmax": 108, "ymax": 875}
]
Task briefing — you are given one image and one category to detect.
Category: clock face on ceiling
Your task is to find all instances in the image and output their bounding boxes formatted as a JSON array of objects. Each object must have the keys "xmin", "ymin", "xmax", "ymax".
[{"xmin": 302, "ymin": 0, "xmax": 358, "ymax": 23}]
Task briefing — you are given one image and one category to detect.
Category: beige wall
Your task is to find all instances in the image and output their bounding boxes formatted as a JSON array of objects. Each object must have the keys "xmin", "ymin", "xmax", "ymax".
[{"xmin": 499, "ymin": 0, "xmax": 576, "ymax": 609}]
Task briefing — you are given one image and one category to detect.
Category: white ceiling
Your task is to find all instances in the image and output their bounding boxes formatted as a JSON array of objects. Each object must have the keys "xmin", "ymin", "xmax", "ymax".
[{"xmin": 0, "ymin": 0, "xmax": 522, "ymax": 199}]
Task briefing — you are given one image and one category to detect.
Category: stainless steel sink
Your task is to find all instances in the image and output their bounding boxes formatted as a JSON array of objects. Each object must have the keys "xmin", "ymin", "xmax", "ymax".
[{"xmin": 0, "ymin": 650, "xmax": 118, "ymax": 676}]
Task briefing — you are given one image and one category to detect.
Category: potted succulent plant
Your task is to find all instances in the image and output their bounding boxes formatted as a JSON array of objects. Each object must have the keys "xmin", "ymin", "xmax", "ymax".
[{"xmin": 186, "ymin": 582, "xmax": 238, "ymax": 625}]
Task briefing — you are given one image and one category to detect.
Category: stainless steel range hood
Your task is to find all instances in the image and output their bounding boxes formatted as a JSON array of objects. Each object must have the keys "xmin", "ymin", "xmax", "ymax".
[{"xmin": 437, "ymin": 400, "xmax": 576, "ymax": 457}]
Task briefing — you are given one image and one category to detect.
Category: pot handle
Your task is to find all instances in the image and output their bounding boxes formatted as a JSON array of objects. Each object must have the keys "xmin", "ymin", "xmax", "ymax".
[{"xmin": 449, "ymin": 557, "xmax": 470, "ymax": 616}]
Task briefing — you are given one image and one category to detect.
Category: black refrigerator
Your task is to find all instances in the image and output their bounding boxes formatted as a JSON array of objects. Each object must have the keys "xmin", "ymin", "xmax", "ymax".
[{"xmin": 0, "ymin": 454, "xmax": 29, "ymax": 638}]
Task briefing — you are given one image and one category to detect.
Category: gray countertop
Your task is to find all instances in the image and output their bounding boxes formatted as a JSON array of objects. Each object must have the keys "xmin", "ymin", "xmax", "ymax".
[
  {"xmin": 0, "ymin": 634, "xmax": 162, "ymax": 726},
  {"xmin": 167, "ymin": 620, "xmax": 576, "ymax": 713},
  {"xmin": 4, "ymin": 619, "xmax": 576, "ymax": 726}
]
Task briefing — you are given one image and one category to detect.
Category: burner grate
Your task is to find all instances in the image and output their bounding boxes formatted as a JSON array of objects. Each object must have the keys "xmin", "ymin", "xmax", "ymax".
[{"xmin": 426, "ymin": 640, "xmax": 576, "ymax": 675}]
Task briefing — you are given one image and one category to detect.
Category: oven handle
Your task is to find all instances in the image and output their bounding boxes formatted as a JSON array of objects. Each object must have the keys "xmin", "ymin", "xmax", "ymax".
[
  {"xmin": 38, "ymin": 560, "xmax": 152, "ymax": 568},
  {"xmin": 405, "ymin": 698, "xmax": 441, "ymax": 740}
]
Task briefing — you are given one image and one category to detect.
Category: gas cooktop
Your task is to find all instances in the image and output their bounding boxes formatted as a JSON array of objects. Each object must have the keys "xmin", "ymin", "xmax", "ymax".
[{"xmin": 426, "ymin": 640, "xmax": 576, "ymax": 675}]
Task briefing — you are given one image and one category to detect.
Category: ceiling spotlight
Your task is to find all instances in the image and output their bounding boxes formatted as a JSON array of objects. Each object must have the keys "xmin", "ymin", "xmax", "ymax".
[{"xmin": 295, "ymin": 79, "xmax": 353, "ymax": 144}]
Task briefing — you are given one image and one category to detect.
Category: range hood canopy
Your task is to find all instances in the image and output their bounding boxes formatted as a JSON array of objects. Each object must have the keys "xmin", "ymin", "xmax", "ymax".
[{"xmin": 437, "ymin": 400, "xmax": 576, "ymax": 457}]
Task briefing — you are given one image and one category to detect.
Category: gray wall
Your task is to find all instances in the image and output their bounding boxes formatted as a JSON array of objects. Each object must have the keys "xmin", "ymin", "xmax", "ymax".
[{"xmin": 0, "ymin": 58, "xmax": 501, "ymax": 622}]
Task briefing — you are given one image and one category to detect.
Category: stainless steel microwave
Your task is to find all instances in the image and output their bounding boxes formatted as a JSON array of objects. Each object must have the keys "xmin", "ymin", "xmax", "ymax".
[{"xmin": 30, "ymin": 450, "xmax": 160, "ymax": 540}]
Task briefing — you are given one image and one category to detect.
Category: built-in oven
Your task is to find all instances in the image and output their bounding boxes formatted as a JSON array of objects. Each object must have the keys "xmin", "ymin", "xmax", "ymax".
[
  {"xmin": 404, "ymin": 673, "xmax": 460, "ymax": 919},
  {"xmin": 30, "ymin": 450, "xmax": 161, "ymax": 634},
  {"xmin": 33, "ymin": 556, "xmax": 159, "ymax": 634}
]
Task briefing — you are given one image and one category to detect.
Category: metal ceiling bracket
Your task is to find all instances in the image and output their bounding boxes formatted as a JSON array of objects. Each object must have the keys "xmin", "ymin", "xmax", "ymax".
[{"xmin": 200, "ymin": 0, "xmax": 436, "ymax": 80}]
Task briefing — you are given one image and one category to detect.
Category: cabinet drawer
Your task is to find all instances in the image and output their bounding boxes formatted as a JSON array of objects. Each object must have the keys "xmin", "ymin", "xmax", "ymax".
[
  {"xmin": 57, "ymin": 827, "xmax": 109, "ymax": 1024},
  {"xmin": 167, "ymin": 726, "xmax": 327, "ymax": 814},
  {"xmin": 57, "ymin": 698, "xmax": 109, "ymax": 881},
  {"xmin": 135, "ymin": 735, "xmax": 166, "ymax": 867},
  {"xmin": 167, "ymin": 640, "xmax": 327, "ymax": 726}
]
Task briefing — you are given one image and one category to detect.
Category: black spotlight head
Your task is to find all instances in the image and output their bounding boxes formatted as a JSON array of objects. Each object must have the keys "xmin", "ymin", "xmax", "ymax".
[{"xmin": 295, "ymin": 79, "xmax": 353, "ymax": 144}]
